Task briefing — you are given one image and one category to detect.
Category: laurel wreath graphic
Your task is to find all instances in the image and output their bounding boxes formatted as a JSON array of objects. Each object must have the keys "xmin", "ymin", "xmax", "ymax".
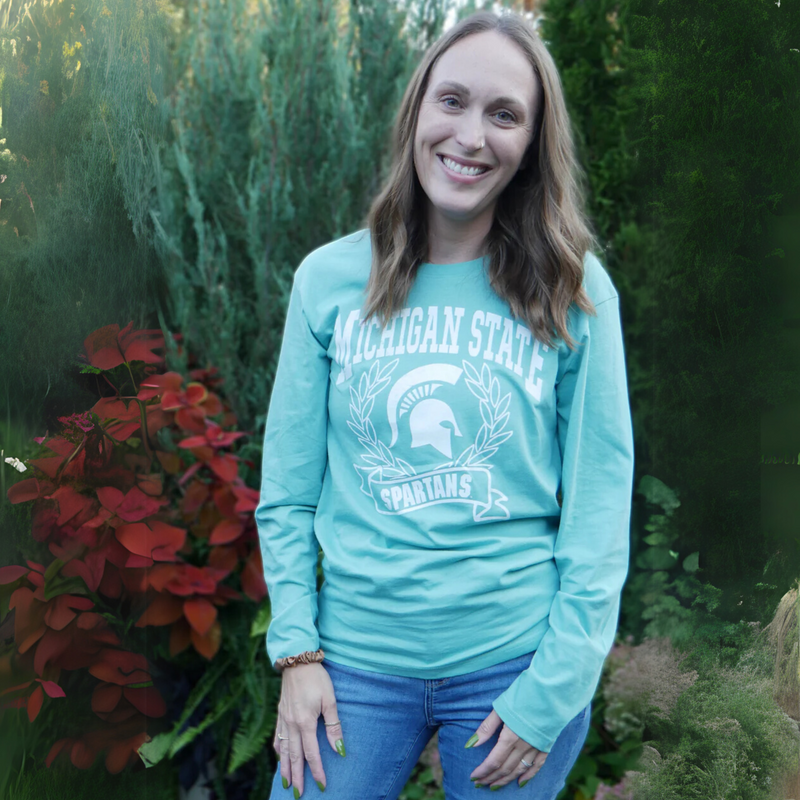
[
  {"xmin": 346, "ymin": 358, "xmax": 418, "ymax": 479},
  {"xmin": 445, "ymin": 360, "xmax": 513, "ymax": 469}
]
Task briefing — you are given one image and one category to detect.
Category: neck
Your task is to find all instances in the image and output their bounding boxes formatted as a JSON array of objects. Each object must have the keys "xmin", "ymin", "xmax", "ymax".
[{"xmin": 424, "ymin": 204, "xmax": 494, "ymax": 264}]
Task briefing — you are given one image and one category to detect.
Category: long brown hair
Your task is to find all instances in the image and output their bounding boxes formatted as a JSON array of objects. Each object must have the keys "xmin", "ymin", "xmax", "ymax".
[{"xmin": 362, "ymin": 10, "xmax": 599, "ymax": 351}]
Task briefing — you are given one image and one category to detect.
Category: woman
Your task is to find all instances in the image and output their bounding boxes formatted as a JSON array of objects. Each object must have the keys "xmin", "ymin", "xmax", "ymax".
[{"xmin": 256, "ymin": 9, "xmax": 634, "ymax": 799}]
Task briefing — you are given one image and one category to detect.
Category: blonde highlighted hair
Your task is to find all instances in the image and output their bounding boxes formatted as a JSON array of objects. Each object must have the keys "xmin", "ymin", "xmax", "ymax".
[{"xmin": 362, "ymin": 10, "xmax": 600, "ymax": 351}]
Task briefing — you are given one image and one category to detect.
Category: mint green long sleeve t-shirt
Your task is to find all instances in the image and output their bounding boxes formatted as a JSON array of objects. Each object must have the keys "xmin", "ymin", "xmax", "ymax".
[{"xmin": 255, "ymin": 229, "xmax": 634, "ymax": 753}]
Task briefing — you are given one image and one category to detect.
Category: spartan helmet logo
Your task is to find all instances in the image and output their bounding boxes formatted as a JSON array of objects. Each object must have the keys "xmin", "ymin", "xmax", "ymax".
[{"xmin": 387, "ymin": 365, "xmax": 464, "ymax": 459}]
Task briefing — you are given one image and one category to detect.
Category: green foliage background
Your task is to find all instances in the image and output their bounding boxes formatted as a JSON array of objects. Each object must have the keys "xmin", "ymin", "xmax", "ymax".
[{"xmin": 1, "ymin": 0, "xmax": 799, "ymax": 796}]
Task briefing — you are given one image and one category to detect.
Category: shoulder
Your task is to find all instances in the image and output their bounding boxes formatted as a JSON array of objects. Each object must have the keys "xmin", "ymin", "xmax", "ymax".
[
  {"xmin": 581, "ymin": 250, "xmax": 619, "ymax": 307},
  {"xmin": 290, "ymin": 229, "xmax": 371, "ymax": 343},
  {"xmin": 293, "ymin": 229, "xmax": 372, "ymax": 304}
]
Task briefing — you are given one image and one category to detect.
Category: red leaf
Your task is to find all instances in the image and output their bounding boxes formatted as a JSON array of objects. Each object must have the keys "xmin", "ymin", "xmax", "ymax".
[
  {"xmin": 31, "ymin": 502, "xmax": 60, "ymax": 543},
  {"xmin": 106, "ymin": 419, "xmax": 142, "ymax": 442},
  {"xmin": 105, "ymin": 732, "xmax": 149, "ymax": 774},
  {"xmin": 91, "ymin": 397, "xmax": 140, "ymax": 422},
  {"xmin": 88, "ymin": 649, "xmax": 150, "ymax": 686},
  {"xmin": 34, "ymin": 628, "xmax": 72, "ymax": 676},
  {"xmin": 115, "ymin": 521, "xmax": 186, "ymax": 562},
  {"xmin": 0, "ymin": 565, "xmax": 29, "ymax": 584},
  {"xmin": 60, "ymin": 549, "xmax": 105, "ymax": 592},
  {"xmin": 156, "ymin": 450, "xmax": 181, "ymax": 475},
  {"xmin": 92, "ymin": 682, "xmax": 122, "ymax": 713},
  {"xmin": 27, "ymin": 684, "xmax": 44, "ymax": 722},
  {"xmin": 37, "ymin": 679, "xmax": 66, "ymax": 698},
  {"xmin": 185, "ymin": 383, "xmax": 208, "ymax": 405},
  {"xmin": 0, "ymin": 680, "xmax": 33, "ymax": 696},
  {"xmin": 44, "ymin": 595, "xmax": 78, "ymax": 631},
  {"xmin": 123, "ymin": 685, "xmax": 166, "ymax": 718},
  {"xmin": 202, "ymin": 392, "xmax": 223, "ymax": 416},
  {"xmin": 231, "ymin": 484, "xmax": 259, "ymax": 513},
  {"xmin": 177, "ymin": 460, "xmax": 203, "ymax": 487},
  {"xmin": 147, "ymin": 563, "xmax": 180, "ymax": 592},
  {"xmin": 209, "ymin": 518, "xmax": 243, "ymax": 545},
  {"xmin": 135, "ymin": 593, "xmax": 184, "ymax": 627},
  {"xmin": 212, "ymin": 430, "xmax": 246, "ymax": 448},
  {"xmin": 177, "ymin": 435, "xmax": 208, "ymax": 449},
  {"xmin": 136, "ymin": 473, "xmax": 163, "ymax": 496},
  {"xmin": 82, "ymin": 324, "xmax": 124, "ymax": 370},
  {"xmin": 191, "ymin": 619, "xmax": 222, "ymax": 661},
  {"xmin": 51, "ymin": 486, "xmax": 92, "ymax": 527},
  {"xmin": 44, "ymin": 595, "xmax": 94, "ymax": 631},
  {"xmin": 120, "ymin": 328, "xmax": 165, "ymax": 365},
  {"xmin": 141, "ymin": 371, "xmax": 182, "ymax": 392},
  {"xmin": 97, "ymin": 486, "xmax": 125, "ymax": 513},
  {"xmin": 208, "ymin": 546, "xmax": 238, "ymax": 573},
  {"xmin": 209, "ymin": 455, "xmax": 238, "ymax": 483},
  {"xmin": 71, "ymin": 738, "xmax": 98, "ymax": 770},
  {"xmin": 46, "ymin": 738, "xmax": 73, "ymax": 768},
  {"xmin": 115, "ymin": 486, "xmax": 164, "ymax": 523},
  {"xmin": 145, "ymin": 407, "xmax": 173, "ymax": 438},
  {"xmin": 242, "ymin": 548, "xmax": 267, "ymax": 602},
  {"xmin": 7, "ymin": 478, "xmax": 41, "ymax": 504},
  {"xmin": 76, "ymin": 612, "xmax": 104, "ymax": 629},
  {"xmin": 212, "ymin": 485, "xmax": 237, "ymax": 518},
  {"xmin": 183, "ymin": 597, "xmax": 217, "ymax": 636},
  {"xmin": 45, "ymin": 436, "xmax": 79, "ymax": 458},
  {"xmin": 28, "ymin": 456, "xmax": 64, "ymax": 480},
  {"xmin": 163, "ymin": 565, "xmax": 228, "ymax": 596},
  {"xmin": 175, "ymin": 406, "xmax": 207, "ymax": 433},
  {"xmin": 182, "ymin": 480, "xmax": 209, "ymax": 517}
]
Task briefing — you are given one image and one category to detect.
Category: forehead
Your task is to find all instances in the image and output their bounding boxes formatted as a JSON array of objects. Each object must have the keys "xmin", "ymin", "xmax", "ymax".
[{"xmin": 427, "ymin": 30, "xmax": 538, "ymax": 107}]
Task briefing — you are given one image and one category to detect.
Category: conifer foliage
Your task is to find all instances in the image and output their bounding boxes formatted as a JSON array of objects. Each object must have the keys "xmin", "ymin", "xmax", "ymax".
[
  {"xmin": 0, "ymin": 0, "xmax": 174, "ymax": 428},
  {"xmin": 149, "ymin": 0, "xmax": 422, "ymax": 439}
]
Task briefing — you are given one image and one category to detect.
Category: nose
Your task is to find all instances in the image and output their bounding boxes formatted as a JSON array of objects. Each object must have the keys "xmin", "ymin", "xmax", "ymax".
[{"xmin": 454, "ymin": 110, "xmax": 485, "ymax": 153}]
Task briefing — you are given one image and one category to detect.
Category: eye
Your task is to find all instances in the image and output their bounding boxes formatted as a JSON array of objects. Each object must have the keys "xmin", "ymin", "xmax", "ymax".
[
  {"xmin": 494, "ymin": 110, "xmax": 516, "ymax": 123},
  {"xmin": 441, "ymin": 95, "xmax": 461, "ymax": 109}
]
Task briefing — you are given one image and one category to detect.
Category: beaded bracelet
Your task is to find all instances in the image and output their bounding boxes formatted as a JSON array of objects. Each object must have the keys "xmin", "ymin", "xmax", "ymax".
[{"xmin": 274, "ymin": 648, "xmax": 325, "ymax": 672}]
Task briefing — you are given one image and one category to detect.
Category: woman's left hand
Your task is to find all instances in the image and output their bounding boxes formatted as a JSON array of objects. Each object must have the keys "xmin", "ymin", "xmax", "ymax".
[{"xmin": 466, "ymin": 709, "xmax": 548, "ymax": 788}]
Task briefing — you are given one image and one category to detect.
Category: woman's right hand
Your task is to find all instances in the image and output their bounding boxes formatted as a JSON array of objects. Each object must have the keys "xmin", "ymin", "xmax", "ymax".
[{"xmin": 273, "ymin": 662, "xmax": 345, "ymax": 796}]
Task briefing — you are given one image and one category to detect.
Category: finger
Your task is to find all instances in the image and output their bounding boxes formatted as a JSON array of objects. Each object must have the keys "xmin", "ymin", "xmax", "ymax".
[
  {"xmin": 273, "ymin": 714, "xmax": 282, "ymax": 758},
  {"xmin": 468, "ymin": 722, "xmax": 516, "ymax": 785},
  {"xmin": 279, "ymin": 730, "xmax": 293, "ymax": 790},
  {"xmin": 479, "ymin": 741, "xmax": 538, "ymax": 788},
  {"xmin": 322, "ymin": 701, "xmax": 345, "ymax": 757},
  {"xmin": 288, "ymin": 726, "xmax": 306, "ymax": 794},
  {"xmin": 518, "ymin": 751, "xmax": 548, "ymax": 787},
  {"xmin": 301, "ymin": 723, "xmax": 327, "ymax": 793}
]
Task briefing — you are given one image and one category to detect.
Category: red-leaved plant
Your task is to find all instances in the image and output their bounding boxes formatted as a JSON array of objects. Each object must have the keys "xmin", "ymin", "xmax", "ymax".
[{"xmin": 0, "ymin": 322, "xmax": 267, "ymax": 774}]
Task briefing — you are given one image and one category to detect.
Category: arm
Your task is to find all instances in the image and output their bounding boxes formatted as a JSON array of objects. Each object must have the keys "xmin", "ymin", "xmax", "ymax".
[
  {"xmin": 255, "ymin": 265, "xmax": 331, "ymax": 671},
  {"xmin": 491, "ymin": 293, "xmax": 635, "ymax": 753}
]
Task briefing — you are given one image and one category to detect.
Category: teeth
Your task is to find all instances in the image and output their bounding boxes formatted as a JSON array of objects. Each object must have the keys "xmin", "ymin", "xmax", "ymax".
[{"xmin": 442, "ymin": 157, "xmax": 488, "ymax": 177}]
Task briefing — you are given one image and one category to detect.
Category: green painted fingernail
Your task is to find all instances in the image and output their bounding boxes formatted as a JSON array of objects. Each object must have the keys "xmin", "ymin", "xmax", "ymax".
[
  {"xmin": 465, "ymin": 733, "xmax": 479, "ymax": 748},
  {"xmin": 335, "ymin": 738, "xmax": 346, "ymax": 757},
  {"xmin": 491, "ymin": 786, "xmax": 501, "ymax": 792},
  {"xmin": 474, "ymin": 783, "xmax": 485, "ymax": 788},
  {"xmin": 520, "ymin": 779, "xmax": 529, "ymax": 787},
  {"xmin": 281, "ymin": 777, "xmax": 288, "ymax": 789},
  {"xmin": 293, "ymin": 787, "xmax": 300, "ymax": 799},
  {"xmin": 316, "ymin": 781, "xmax": 325, "ymax": 792}
]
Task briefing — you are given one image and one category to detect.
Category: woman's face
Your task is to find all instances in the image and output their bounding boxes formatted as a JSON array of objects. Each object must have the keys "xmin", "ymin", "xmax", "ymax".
[{"xmin": 413, "ymin": 30, "xmax": 539, "ymax": 234}]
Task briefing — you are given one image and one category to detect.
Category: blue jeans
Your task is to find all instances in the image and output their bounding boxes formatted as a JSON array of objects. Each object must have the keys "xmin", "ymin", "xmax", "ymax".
[{"xmin": 268, "ymin": 651, "xmax": 590, "ymax": 799}]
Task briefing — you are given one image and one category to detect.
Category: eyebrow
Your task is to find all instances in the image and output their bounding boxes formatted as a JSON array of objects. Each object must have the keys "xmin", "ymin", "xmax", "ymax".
[{"xmin": 431, "ymin": 80, "xmax": 527, "ymax": 111}]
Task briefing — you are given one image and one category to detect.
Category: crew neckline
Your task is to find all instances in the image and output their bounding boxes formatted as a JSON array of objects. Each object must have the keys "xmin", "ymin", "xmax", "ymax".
[{"xmin": 417, "ymin": 254, "xmax": 488, "ymax": 273}]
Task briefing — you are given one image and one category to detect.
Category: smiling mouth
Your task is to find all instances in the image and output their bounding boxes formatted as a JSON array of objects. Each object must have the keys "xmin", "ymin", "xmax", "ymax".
[{"xmin": 437, "ymin": 154, "xmax": 491, "ymax": 177}]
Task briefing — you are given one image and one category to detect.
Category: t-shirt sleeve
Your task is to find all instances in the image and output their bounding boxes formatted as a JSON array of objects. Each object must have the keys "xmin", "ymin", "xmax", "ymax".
[
  {"xmin": 255, "ymin": 265, "xmax": 330, "ymax": 670},
  {"xmin": 491, "ymin": 292, "xmax": 635, "ymax": 752}
]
